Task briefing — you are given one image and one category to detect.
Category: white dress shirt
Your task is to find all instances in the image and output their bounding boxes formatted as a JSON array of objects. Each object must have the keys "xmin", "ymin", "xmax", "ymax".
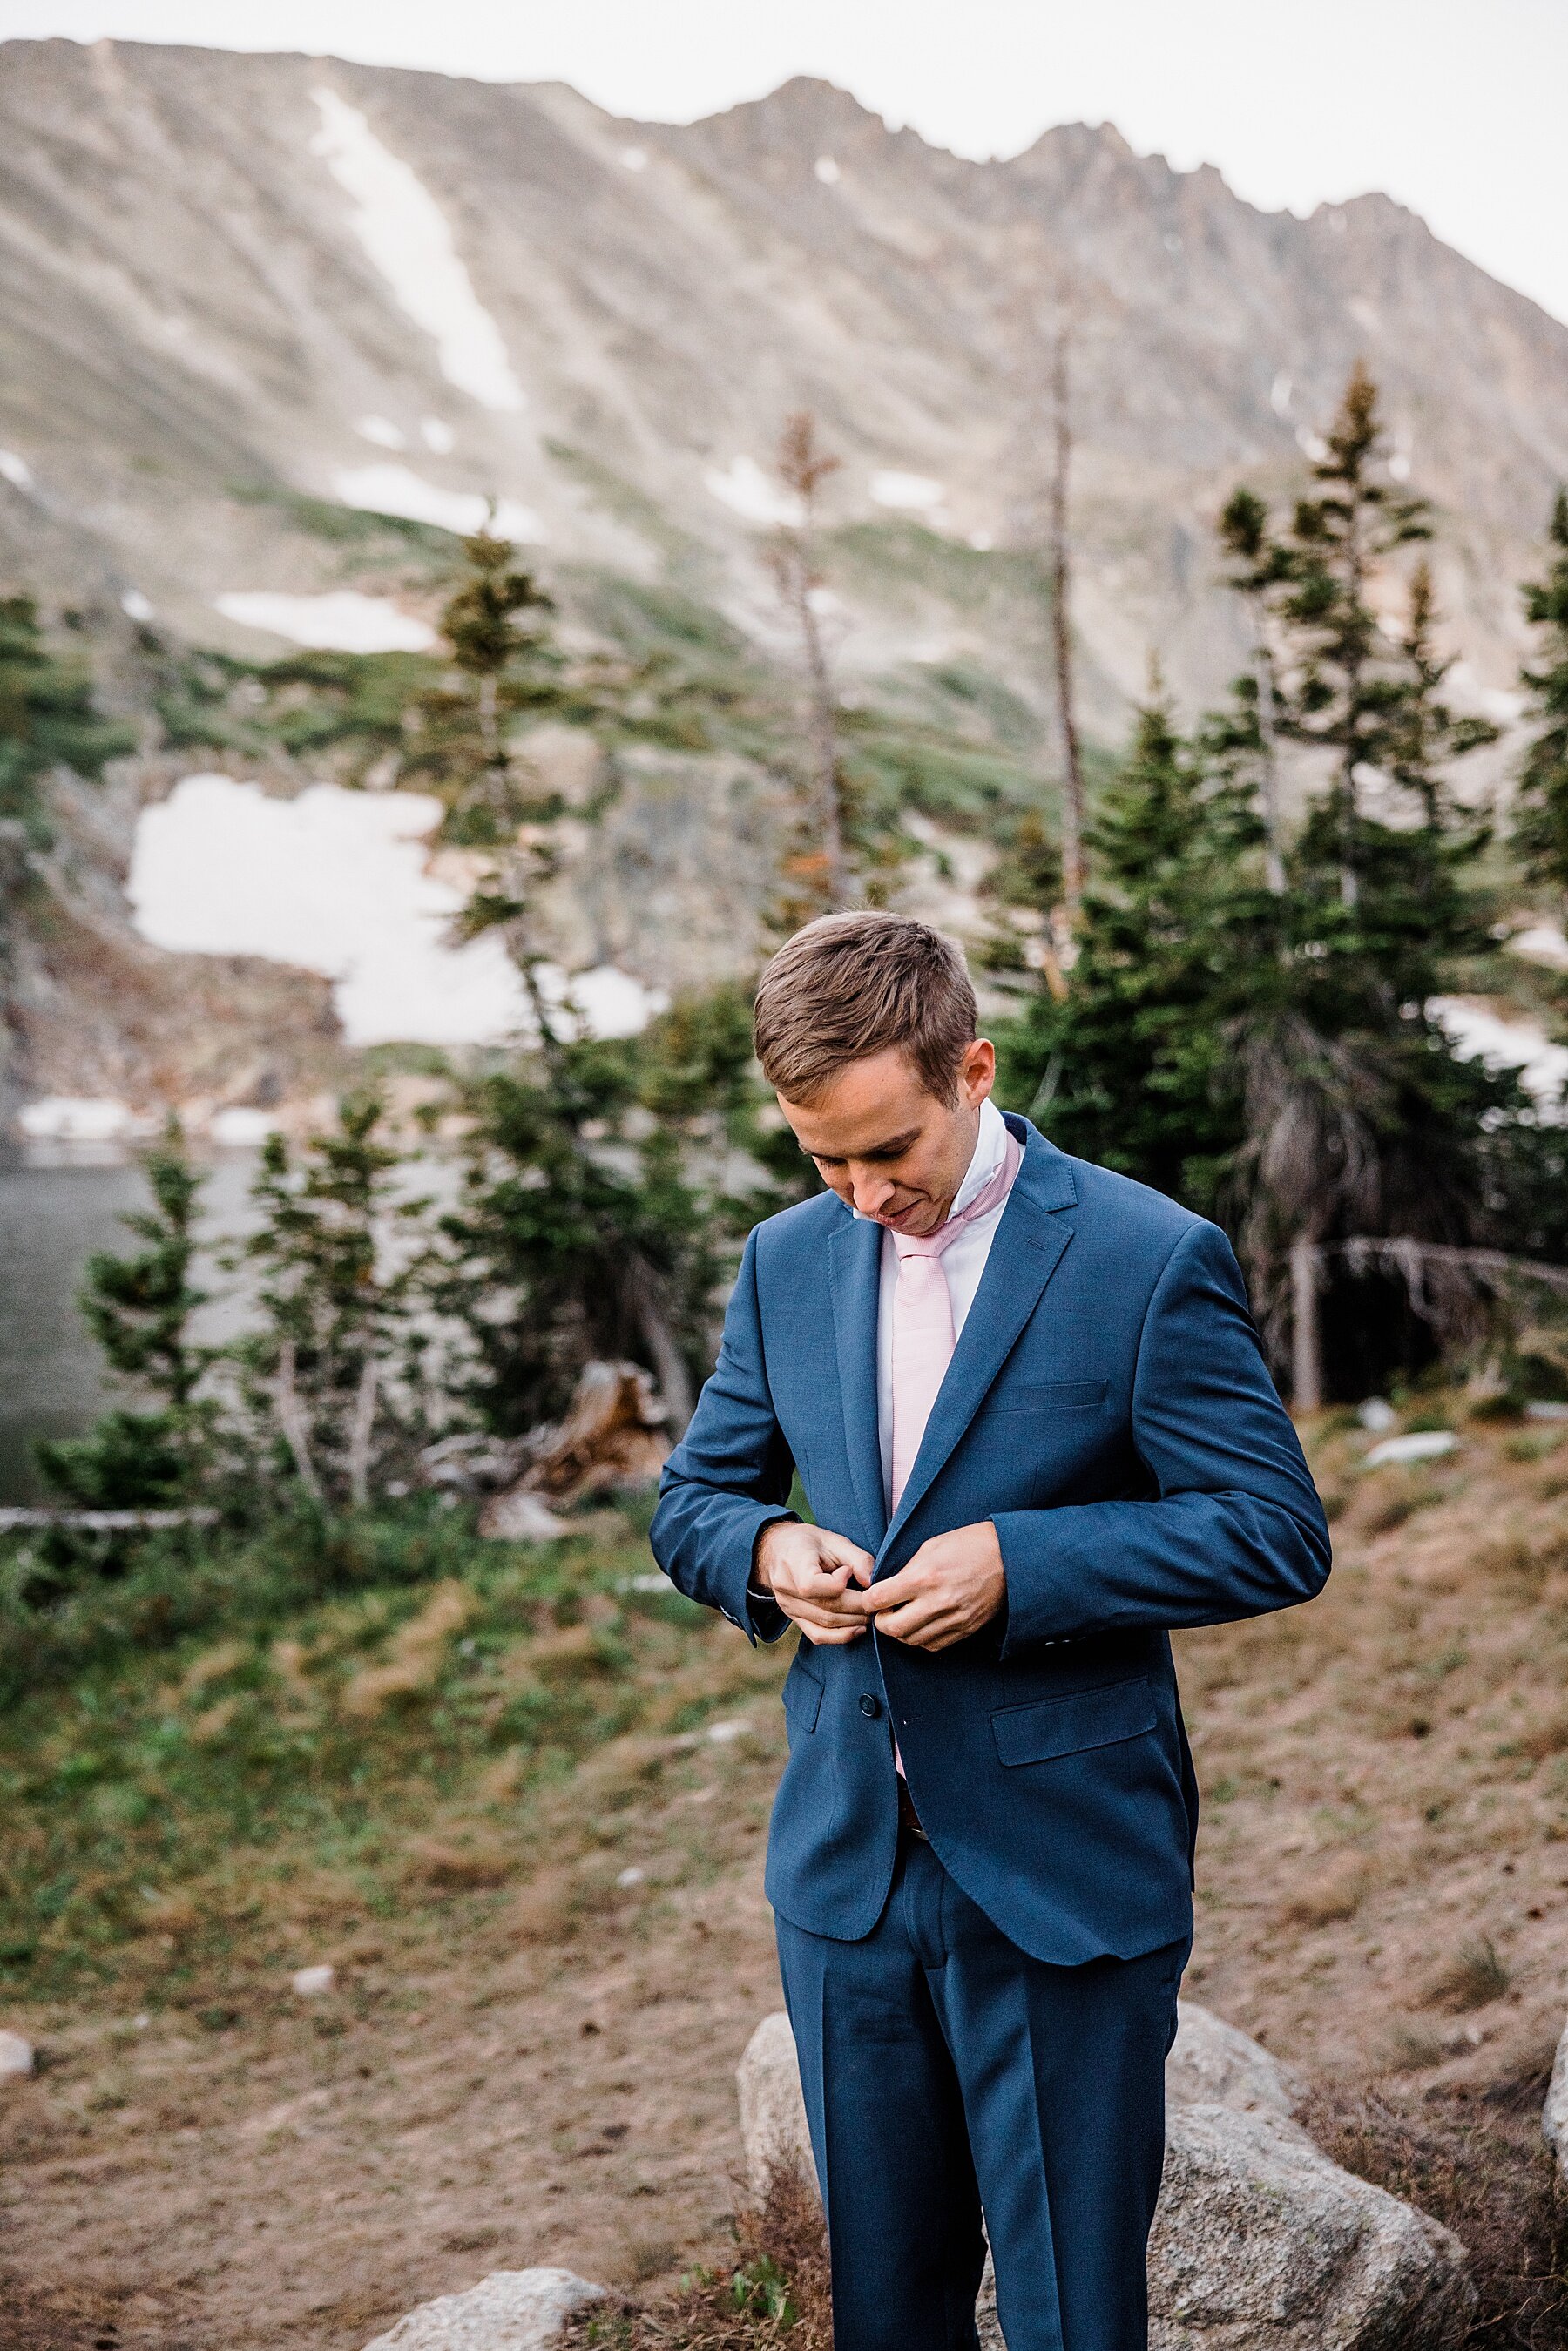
[{"xmin": 862, "ymin": 1096, "xmax": 1012, "ymax": 1509}]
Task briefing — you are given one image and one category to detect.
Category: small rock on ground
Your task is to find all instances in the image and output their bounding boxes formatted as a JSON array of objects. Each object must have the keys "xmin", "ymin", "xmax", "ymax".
[
  {"xmin": 362, "ymin": 2268, "xmax": 605, "ymax": 2351},
  {"xmin": 0, "ymin": 2030, "xmax": 35, "ymax": 2080}
]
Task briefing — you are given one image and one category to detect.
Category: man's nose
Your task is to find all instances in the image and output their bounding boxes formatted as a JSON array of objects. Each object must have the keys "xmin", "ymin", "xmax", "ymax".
[{"xmin": 849, "ymin": 1167, "xmax": 896, "ymax": 1218}]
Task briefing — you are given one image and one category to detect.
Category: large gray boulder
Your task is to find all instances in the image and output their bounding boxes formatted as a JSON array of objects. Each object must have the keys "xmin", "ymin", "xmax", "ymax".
[
  {"xmin": 362, "ymin": 2269, "xmax": 605, "ymax": 2351},
  {"xmin": 1165, "ymin": 1999, "xmax": 1305, "ymax": 2118},
  {"xmin": 736, "ymin": 2007, "xmax": 814, "ymax": 2200},
  {"xmin": 736, "ymin": 2007, "xmax": 1474, "ymax": 2351},
  {"xmin": 1150, "ymin": 2104, "xmax": 1472, "ymax": 2350}
]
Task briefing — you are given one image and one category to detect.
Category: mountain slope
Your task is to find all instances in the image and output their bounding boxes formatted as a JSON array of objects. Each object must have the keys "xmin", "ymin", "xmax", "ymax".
[
  {"xmin": 0, "ymin": 39, "xmax": 1564, "ymax": 707},
  {"xmin": 0, "ymin": 39, "xmax": 1565, "ymax": 1111}
]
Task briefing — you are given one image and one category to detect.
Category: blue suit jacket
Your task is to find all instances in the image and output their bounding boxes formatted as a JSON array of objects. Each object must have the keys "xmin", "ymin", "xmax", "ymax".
[{"xmin": 651, "ymin": 1114, "xmax": 1330, "ymax": 1965}]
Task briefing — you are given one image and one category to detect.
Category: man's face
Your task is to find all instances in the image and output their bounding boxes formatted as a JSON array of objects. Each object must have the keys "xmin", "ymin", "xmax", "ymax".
[{"xmin": 777, "ymin": 1039, "xmax": 997, "ymax": 1237}]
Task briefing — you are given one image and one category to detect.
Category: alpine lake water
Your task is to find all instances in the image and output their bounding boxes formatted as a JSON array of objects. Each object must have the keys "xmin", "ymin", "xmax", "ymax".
[{"xmin": 0, "ymin": 1147, "xmax": 260, "ymax": 1503}]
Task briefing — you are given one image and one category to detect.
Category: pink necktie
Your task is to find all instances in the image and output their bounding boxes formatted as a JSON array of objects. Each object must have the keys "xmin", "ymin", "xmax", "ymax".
[{"xmin": 889, "ymin": 1130, "xmax": 1024, "ymax": 1515}]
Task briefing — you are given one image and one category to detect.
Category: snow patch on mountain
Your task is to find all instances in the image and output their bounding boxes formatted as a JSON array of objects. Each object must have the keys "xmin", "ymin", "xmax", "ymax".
[
  {"xmin": 704, "ymin": 456, "xmax": 802, "ymax": 528},
  {"xmin": 127, "ymin": 775, "xmax": 659, "ymax": 1049},
  {"xmin": 1430, "ymin": 996, "xmax": 1568, "ymax": 1111},
  {"xmin": 213, "ymin": 591, "xmax": 436, "ymax": 652},
  {"xmin": 331, "ymin": 464, "xmax": 544, "ymax": 544},
  {"xmin": 310, "ymin": 87, "xmax": 524, "ymax": 415},
  {"xmin": 869, "ymin": 471, "xmax": 943, "ymax": 510}
]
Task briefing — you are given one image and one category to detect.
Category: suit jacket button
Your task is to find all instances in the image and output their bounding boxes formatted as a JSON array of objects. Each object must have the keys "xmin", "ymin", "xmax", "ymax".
[{"xmin": 858, "ymin": 1693, "xmax": 881, "ymax": 1719}]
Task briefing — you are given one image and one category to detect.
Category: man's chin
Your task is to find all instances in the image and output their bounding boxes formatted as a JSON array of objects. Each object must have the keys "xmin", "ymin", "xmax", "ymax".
[{"xmin": 876, "ymin": 1203, "xmax": 936, "ymax": 1235}]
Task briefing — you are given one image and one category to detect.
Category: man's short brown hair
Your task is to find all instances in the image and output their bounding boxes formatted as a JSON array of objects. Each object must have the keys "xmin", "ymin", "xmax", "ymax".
[{"xmin": 753, "ymin": 911, "xmax": 978, "ymax": 1105}]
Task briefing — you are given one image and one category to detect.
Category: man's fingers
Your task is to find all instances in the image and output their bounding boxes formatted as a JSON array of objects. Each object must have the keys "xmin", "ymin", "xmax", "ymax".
[
  {"xmin": 858, "ymin": 1568, "xmax": 923, "ymax": 1615},
  {"xmin": 875, "ymin": 1604, "xmax": 961, "ymax": 1650},
  {"xmin": 798, "ymin": 1620, "xmax": 866, "ymax": 1645},
  {"xmin": 819, "ymin": 1533, "xmax": 875, "ymax": 1586},
  {"xmin": 776, "ymin": 1572, "xmax": 868, "ymax": 1616},
  {"xmin": 776, "ymin": 1588, "xmax": 868, "ymax": 1629}
]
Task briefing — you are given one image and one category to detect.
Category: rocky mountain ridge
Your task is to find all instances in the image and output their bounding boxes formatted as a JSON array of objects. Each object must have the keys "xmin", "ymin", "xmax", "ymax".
[
  {"xmin": 3, "ymin": 42, "xmax": 1565, "ymax": 699},
  {"xmin": 1, "ymin": 39, "xmax": 1565, "ymax": 1107}
]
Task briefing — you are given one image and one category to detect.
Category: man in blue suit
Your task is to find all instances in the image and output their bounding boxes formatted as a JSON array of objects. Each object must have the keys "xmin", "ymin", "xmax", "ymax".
[{"xmin": 652, "ymin": 912, "xmax": 1330, "ymax": 2351}]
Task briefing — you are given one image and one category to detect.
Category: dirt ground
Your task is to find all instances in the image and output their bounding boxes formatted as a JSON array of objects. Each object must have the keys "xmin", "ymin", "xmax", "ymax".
[{"xmin": 3, "ymin": 1409, "xmax": 1568, "ymax": 2349}]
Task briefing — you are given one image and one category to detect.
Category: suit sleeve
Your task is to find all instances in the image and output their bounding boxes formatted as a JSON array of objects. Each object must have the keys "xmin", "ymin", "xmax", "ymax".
[
  {"xmin": 992, "ymin": 1219, "xmax": 1331, "ymax": 1653},
  {"xmin": 649, "ymin": 1229, "xmax": 798, "ymax": 1644}
]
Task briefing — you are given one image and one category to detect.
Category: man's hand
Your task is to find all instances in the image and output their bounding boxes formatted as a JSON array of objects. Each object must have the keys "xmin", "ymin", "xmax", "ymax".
[
  {"xmin": 754, "ymin": 1521, "xmax": 875, "ymax": 1645},
  {"xmin": 858, "ymin": 1521, "xmax": 1005, "ymax": 1652}
]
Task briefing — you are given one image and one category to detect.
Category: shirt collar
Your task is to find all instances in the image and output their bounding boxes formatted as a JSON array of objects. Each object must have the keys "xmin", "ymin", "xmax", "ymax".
[{"xmin": 949, "ymin": 1094, "xmax": 1009, "ymax": 1219}]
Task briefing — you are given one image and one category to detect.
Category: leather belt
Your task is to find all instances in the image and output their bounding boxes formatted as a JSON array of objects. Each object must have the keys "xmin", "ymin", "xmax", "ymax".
[{"xmin": 897, "ymin": 1779, "xmax": 929, "ymax": 1840}]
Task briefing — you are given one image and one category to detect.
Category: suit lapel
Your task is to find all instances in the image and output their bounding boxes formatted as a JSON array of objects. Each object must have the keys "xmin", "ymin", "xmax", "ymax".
[
  {"xmin": 879, "ymin": 1120, "xmax": 1078, "ymax": 1559},
  {"xmin": 828, "ymin": 1208, "xmax": 888, "ymax": 1549}
]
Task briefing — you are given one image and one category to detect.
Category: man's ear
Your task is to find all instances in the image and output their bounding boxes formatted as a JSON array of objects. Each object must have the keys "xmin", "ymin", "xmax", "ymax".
[{"xmin": 960, "ymin": 1038, "xmax": 997, "ymax": 1106}]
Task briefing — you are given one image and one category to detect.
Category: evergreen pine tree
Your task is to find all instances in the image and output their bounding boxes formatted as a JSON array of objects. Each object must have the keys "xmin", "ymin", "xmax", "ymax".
[
  {"xmin": 1280, "ymin": 362, "xmax": 1431, "ymax": 909},
  {"xmin": 36, "ymin": 1121, "xmax": 219, "ymax": 1509},
  {"xmin": 1231, "ymin": 518, "xmax": 1524, "ymax": 1403},
  {"xmin": 1513, "ymin": 489, "xmax": 1568, "ymax": 908},
  {"xmin": 995, "ymin": 688, "xmax": 1268, "ymax": 1206},
  {"xmin": 1216, "ymin": 487, "xmax": 1294, "ymax": 897},
  {"xmin": 442, "ymin": 990, "xmax": 786, "ymax": 1439},
  {"xmin": 241, "ymin": 1097, "xmax": 426, "ymax": 1510},
  {"xmin": 402, "ymin": 522, "xmax": 583, "ymax": 1057}
]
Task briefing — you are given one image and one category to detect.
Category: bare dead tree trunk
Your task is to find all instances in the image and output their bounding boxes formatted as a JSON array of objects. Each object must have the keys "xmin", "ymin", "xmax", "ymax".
[
  {"xmin": 1247, "ymin": 593, "xmax": 1288, "ymax": 898},
  {"xmin": 780, "ymin": 548, "xmax": 847, "ymax": 903},
  {"xmin": 1048, "ymin": 322, "xmax": 1086, "ymax": 918},
  {"xmin": 347, "ymin": 1353, "xmax": 378, "ymax": 1510},
  {"xmin": 1289, "ymin": 1236, "xmax": 1324, "ymax": 1415},
  {"xmin": 626, "ymin": 1254, "xmax": 695, "ymax": 1435},
  {"xmin": 773, "ymin": 413, "xmax": 848, "ymax": 906},
  {"xmin": 275, "ymin": 1339, "xmax": 324, "ymax": 1504}
]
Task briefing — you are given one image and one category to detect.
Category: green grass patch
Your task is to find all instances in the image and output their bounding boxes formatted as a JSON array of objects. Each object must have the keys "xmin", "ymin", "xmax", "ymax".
[{"xmin": 0, "ymin": 1502, "xmax": 772, "ymax": 2003}]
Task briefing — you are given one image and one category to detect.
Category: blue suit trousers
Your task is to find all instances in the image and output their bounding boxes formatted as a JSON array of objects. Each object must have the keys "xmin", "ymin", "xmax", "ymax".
[{"xmin": 776, "ymin": 1834, "xmax": 1187, "ymax": 2351}]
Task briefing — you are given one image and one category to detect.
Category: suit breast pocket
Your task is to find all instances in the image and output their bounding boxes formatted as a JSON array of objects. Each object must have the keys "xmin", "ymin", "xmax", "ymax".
[{"xmin": 989, "ymin": 1378, "xmax": 1109, "ymax": 1417}]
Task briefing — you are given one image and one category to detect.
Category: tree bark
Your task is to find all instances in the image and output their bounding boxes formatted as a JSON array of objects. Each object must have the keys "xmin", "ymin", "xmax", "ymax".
[
  {"xmin": 1248, "ymin": 594, "xmax": 1288, "ymax": 899},
  {"xmin": 274, "ymin": 1339, "xmax": 325, "ymax": 1504},
  {"xmin": 627, "ymin": 1255, "xmax": 695, "ymax": 1436},
  {"xmin": 1289, "ymin": 1237, "xmax": 1324, "ymax": 1414},
  {"xmin": 347, "ymin": 1353, "xmax": 378, "ymax": 1510},
  {"xmin": 1048, "ymin": 323, "xmax": 1086, "ymax": 917}
]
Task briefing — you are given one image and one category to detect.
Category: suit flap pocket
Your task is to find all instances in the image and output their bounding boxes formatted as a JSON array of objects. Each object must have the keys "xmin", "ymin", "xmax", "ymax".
[
  {"xmin": 991, "ymin": 1378, "xmax": 1108, "ymax": 1415},
  {"xmin": 991, "ymin": 1678, "xmax": 1156, "ymax": 1767},
  {"xmin": 782, "ymin": 1661, "xmax": 823, "ymax": 1733}
]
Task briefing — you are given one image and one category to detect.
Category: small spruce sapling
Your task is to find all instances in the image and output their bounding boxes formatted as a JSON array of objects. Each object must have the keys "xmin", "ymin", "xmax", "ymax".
[
  {"xmin": 36, "ymin": 1120, "xmax": 220, "ymax": 1509},
  {"xmin": 241, "ymin": 1096, "xmax": 427, "ymax": 1510}
]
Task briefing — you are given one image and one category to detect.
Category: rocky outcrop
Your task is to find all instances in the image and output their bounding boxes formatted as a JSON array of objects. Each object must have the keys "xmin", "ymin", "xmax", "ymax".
[
  {"xmin": 361, "ymin": 2269, "xmax": 604, "ymax": 2351},
  {"xmin": 736, "ymin": 2006, "xmax": 1475, "ymax": 2351}
]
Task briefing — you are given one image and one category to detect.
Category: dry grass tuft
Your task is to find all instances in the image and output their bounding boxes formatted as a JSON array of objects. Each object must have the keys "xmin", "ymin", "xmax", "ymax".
[
  {"xmin": 565, "ymin": 2160, "xmax": 832, "ymax": 2349},
  {"xmin": 406, "ymin": 1835, "xmax": 516, "ymax": 1892},
  {"xmin": 1280, "ymin": 1856, "xmax": 1370, "ymax": 1928},
  {"xmin": 0, "ymin": 2266, "xmax": 151, "ymax": 2351},
  {"xmin": 341, "ymin": 1581, "xmax": 474, "ymax": 1717},
  {"xmin": 1305, "ymin": 2081, "xmax": 1568, "ymax": 2348},
  {"xmin": 1434, "ymin": 1935, "xmax": 1513, "ymax": 2013}
]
